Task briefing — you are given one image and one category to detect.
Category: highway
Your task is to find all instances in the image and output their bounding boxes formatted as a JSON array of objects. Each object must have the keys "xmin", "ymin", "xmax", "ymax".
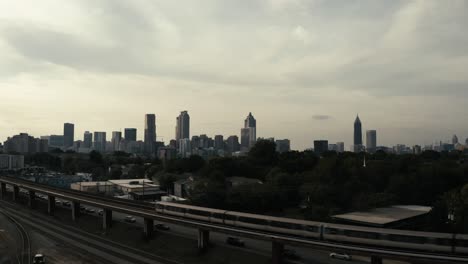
[{"xmin": 1, "ymin": 176, "xmax": 468, "ymax": 264}]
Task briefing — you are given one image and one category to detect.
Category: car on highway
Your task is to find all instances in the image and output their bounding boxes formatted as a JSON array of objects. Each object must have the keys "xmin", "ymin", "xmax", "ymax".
[
  {"xmin": 62, "ymin": 201, "xmax": 71, "ymax": 207},
  {"xmin": 226, "ymin": 237, "xmax": 245, "ymax": 247},
  {"xmin": 98, "ymin": 210, "xmax": 104, "ymax": 216},
  {"xmin": 283, "ymin": 249, "xmax": 301, "ymax": 260},
  {"xmin": 124, "ymin": 216, "xmax": 136, "ymax": 223},
  {"xmin": 85, "ymin": 208, "xmax": 95, "ymax": 214},
  {"xmin": 80, "ymin": 206, "xmax": 86, "ymax": 212},
  {"xmin": 154, "ymin": 223, "xmax": 170, "ymax": 231},
  {"xmin": 33, "ymin": 253, "xmax": 46, "ymax": 264},
  {"xmin": 329, "ymin": 252, "xmax": 352, "ymax": 261}
]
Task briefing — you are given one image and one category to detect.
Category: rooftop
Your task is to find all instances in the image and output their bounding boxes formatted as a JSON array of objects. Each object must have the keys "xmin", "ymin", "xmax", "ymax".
[{"xmin": 332, "ymin": 205, "xmax": 432, "ymax": 227}]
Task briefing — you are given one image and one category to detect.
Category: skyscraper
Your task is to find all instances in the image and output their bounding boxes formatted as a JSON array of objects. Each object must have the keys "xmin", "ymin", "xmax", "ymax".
[
  {"xmin": 245, "ymin": 112, "xmax": 256, "ymax": 128},
  {"xmin": 83, "ymin": 131, "xmax": 93, "ymax": 148},
  {"xmin": 314, "ymin": 140, "xmax": 329, "ymax": 155},
  {"xmin": 241, "ymin": 112, "xmax": 257, "ymax": 151},
  {"xmin": 111, "ymin": 131, "xmax": 122, "ymax": 152},
  {"xmin": 452, "ymin": 135, "xmax": 459, "ymax": 145},
  {"xmin": 93, "ymin": 132, "xmax": 106, "ymax": 152},
  {"xmin": 226, "ymin": 136, "xmax": 240, "ymax": 153},
  {"xmin": 144, "ymin": 114, "xmax": 156, "ymax": 154},
  {"xmin": 336, "ymin": 142, "xmax": 345, "ymax": 153},
  {"xmin": 353, "ymin": 115, "xmax": 363, "ymax": 152},
  {"xmin": 214, "ymin": 135, "xmax": 224, "ymax": 151},
  {"xmin": 124, "ymin": 128, "xmax": 137, "ymax": 141},
  {"xmin": 366, "ymin": 130, "xmax": 377, "ymax": 152},
  {"xmin": 175, "ymin": 111, "xmax": 190, "ymax": 144},
  {"xmin": 179, "ymin": 138, "xmax": 191, "ymax": 158},
  {"xmin": 275, "ymin": 139, "xmax": 291, "ymax": 153},
  {"xmin": 63, "ymin": 123, "xmax": 75, "ymax": 148}
]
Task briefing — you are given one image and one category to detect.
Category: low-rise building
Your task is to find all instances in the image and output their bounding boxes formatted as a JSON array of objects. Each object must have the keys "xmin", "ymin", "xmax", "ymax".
[
  {"xmin": 70, "ymin": 181, "xmax": 115, "ymax": 195},
  {"xmin": 174, "ymin": 177, "xmax": 195, "ymax": 198},
  {"xmin": 108, "ymin": 179, "xmax": 160, "ymax": 194},
  {"xmin": 332, "ymin": 205, "xmax": 432, "ymax": 229},
  {"xmin": 226, "ymin": 177, "xmax": 263, "ymax": 188}
]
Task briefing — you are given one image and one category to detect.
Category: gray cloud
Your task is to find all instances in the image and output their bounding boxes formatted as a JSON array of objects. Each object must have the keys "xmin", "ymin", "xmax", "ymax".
[
  {"xmin": 312, "ymin": 115, "xmax": 332, "ymax": 121},
  {"xmin": 0, "ymin": 0, "xmax": 467, "ymax": 149}
]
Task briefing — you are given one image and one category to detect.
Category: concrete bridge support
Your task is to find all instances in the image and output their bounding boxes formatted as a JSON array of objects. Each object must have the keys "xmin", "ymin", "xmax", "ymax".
[
  {"xmin": 143, "ymin": 218, "xmax": 154, "ymax": 239},
  {"xmin": 197, "ymin": 229, "xmax": 210, "ymax": 251},
  {"xmin": 28, "ymin": 190, "xmax": 36, "ymax": 209},
  {"xmin": 0, "ymin": 182, "xmax": 6, "ymax": 199},
  {"xmin": 47, "ymin": 195, "xmax": 55, "ymax": 216},
  {"xmin": 103, "ymin": 209, "xmax": 112, "ymax": 230},
  {"xmin": 71, "ymin": 201, "xmax": 81, "ymax": 221},
  {"xmin": 12, "ymin": 186, "xmax": 19, "ymax": 201},
  {"xmin": 371, "ymin": 256, "xmax": 383, "ymax": 264},
  {"xmin": 271, "ymin": 241, "xmax": 284, "ymax": 264}
]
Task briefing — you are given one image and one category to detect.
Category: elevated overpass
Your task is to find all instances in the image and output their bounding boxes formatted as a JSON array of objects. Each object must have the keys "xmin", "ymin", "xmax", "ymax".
[{"xmin": 1, "ymin": 176, "xmax": 467, "ymax": 264}]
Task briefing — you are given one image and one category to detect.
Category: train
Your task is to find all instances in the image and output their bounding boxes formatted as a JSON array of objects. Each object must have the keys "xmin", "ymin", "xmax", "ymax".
[{"xmin": 155, "ymin": 201, "xmax": 468, "ymax": 255}]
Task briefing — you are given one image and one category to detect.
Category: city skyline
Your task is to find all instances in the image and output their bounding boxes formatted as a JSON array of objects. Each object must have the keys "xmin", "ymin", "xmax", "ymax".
[
  {"xmin": 1, "ymin": 1, "xmax": 468, "ymax": 149},
  {"xmin": 1, "ymin": 112, "xmax": 466, "ymax": 152}
]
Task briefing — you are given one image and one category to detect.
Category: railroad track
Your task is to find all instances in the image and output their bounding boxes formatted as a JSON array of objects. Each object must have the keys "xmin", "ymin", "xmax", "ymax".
[
  {"xmin": 0, "ymin": 204, "xmax": 31, "ymax": 264},
  {"xmin": 0, "ymin": 200, "xmax": 180, "ymax": 264}
]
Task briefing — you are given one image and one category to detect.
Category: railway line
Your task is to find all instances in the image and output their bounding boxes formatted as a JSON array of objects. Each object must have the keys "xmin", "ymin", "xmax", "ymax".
[
  {"xmin": 0, "ymin": 200, "xmax": 180, "ymax": 264},
  {"xmin": 0, "ymin": 203, "xmax": 31, "ymax": 264}
]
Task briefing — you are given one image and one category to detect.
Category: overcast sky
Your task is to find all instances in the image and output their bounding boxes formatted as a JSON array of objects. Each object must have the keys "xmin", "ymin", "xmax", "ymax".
[{"xmin": 1, "ymin": 0, "xmax": 467, "ymax": 150}]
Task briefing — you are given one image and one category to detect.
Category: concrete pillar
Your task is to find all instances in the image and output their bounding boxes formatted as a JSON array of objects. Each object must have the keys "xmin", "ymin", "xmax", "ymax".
[
  {"xmin": 371, "ymin": 256, "xmax": 383, "ymax": 264},
  {"xmin": 144, "ymin": 218, "xmax": 154, "ymax": 238},
  {"xmin": 48, "ymin": 195, "xmax": 55, "ymax": 216},
  {"xmin": 0, "ymin": 183, "xmax": 6, "ymax": 199},
  {"xmin": 28, "ymin": 190, "xmax": 36, "ymax": 209},
  {"xmin": 271, "ymin": 241, "xmax": 284, "ymax": 264},
  {"xmin": 103, "ymin": 209, "xmax": 112, "ymax": 230},
  {"xmin": 71, "ymin": 201, "xmax": 81, "ymax": 221},
  {"xmin": 197, "ymin": 229, "xmax": 210, "ymax": 251},
  {"xmin": 12, "ymin": 186, "xmax": 19, "ymax": 201}
]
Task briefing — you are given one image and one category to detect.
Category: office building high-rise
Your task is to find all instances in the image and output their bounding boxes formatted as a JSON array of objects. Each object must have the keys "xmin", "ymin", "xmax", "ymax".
[
  {"xmin": 214, "ymin": 135, "xmax": 224, "ymax": 151},
  {"xmin": 452, "ymin": 135, "xmax": 459, "ymax": 145},
  {"xmin": 179, "ymin": 138, "xmax": 191, "ymax": 158},
  {"xmin": 176, "ymin": 111, "xmax": 190, "ymax": 144},
  {"xmin": 366, "ymin": 130, "xmax": 377, "ymax": 153},
  {"xmin": 93, "ymin": 132, "xmax": 107, "ymax": 152},
  {"xmin": 314, "ymin": 140, "xmax": 329, "ymax": 155},
  {"xmin": 144, "ymin": 114, "xmax": 156, "ymax": 154},
  {"xmin": 354, "ymin": 115, "xmax": 362, "ymax": 146},
  {"xmin": 353, "ymin": 115, "xmax": 363, "ymax": 152},
  {"xmin": 63, "ymin": 123, "xmax": 75, "ymax": 148},
  {"xmin": 245, "ymin": 112, "xmax": 256, "ymax": 128},
  {"xmin": 226, "ymin": 136, "xmax": 240, "ymax": 153},
  {"xmin": 336, "ymin": 142, "xmax": 345, "ymax": 153},
  {"xmin": 124, "ymin": 128, "xmax": 137, "ymax": 141},
  {"xmin": 111, "ymin": 131, "xmax": 122, "ymax": 152},
  {"xmin": 240, "ymin": 128, "xmax": 252, "ymax": 151},
  {"xmin": 83, "ymin": 131, "xmax": 93, "ymax": 148},
  {"xmin": 241, "ymin": 112, "xmax": 257, "ymax": 151},
  {"xmin": 276, "ymin": 139, "xmax": 291, "ymax": 153}
]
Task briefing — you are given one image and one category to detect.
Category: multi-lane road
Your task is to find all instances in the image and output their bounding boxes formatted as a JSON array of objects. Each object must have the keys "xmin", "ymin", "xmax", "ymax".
[
  {"xmin": 6, "ymin": 187, "xmax": 372, "ymax": 264},
  {"xmin": 27, "ymin": 188, "xmax": 390, "ymax": 264}
]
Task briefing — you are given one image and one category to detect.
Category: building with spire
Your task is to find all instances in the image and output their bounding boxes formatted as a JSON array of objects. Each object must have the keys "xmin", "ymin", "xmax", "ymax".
[
  {"xmin": 241, "ymin": 112, "xmax": 257, "ymax": 152},
  {"xmin": 452, "ymin": 134, "xmax": 459, "ymax": 145},
  {"xmin": 353, "ymin": 115, "xmax": 363, "ymax": 152}
]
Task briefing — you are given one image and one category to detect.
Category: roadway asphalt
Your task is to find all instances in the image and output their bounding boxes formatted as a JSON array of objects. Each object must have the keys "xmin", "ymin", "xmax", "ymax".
[
  {"xmin": 52, "ymin": 197, "xmax": 371, "ymax": 264},
  {"xmin": 9, "ymin": 187, "xmax": 410, "ymax": 264}
]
